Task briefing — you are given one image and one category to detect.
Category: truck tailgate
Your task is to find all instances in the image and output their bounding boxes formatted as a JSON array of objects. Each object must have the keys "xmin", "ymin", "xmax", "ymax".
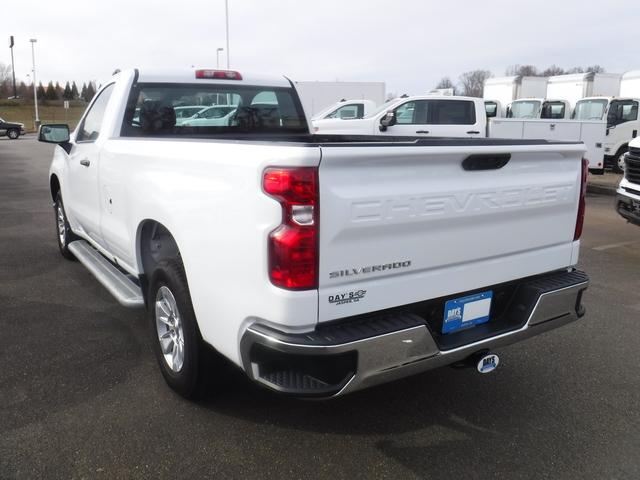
[{"xmin": 317, "ymin": 142, "xmax": 585, "ymax": 322}]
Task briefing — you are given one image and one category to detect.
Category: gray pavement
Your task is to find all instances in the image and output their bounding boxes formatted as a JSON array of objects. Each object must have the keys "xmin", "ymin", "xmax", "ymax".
[{"xmin": 1, "ymin": 136, "xmax": 639, "ymax": 479}]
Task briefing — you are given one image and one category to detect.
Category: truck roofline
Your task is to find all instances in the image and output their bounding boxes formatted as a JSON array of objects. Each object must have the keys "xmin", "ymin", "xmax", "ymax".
[{"xmin": 125, "ymin": 67, "xmax": 292, "ymax": 88}]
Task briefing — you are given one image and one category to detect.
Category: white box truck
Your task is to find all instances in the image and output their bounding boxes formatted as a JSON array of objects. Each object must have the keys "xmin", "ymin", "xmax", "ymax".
[
  {"xmin": 571, "ymin": 72, "xmax": 640, "ymax": 172},
  {"xmin": 546, "ymin": 73, "xmax": 621, "ymax": 109},
  {"xmin": 483, "ymin": 76, "xmax": 548, "ymax": 118},
  {"xmin": 294, "ymin": 81, "xmax": 385, "ymax": 118}
]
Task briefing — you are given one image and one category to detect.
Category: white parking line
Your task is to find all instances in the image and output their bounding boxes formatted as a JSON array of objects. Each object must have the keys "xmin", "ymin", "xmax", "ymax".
[{"xmin": 592, "ymin": 240, "xmax": 640, "ymax": 251}]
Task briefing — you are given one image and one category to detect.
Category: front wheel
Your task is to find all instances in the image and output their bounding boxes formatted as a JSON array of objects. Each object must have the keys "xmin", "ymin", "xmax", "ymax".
[
  {"xmin": 54, "ymin": 192, "xmax": 78, "ymax": 260},
  {"xmin": 7, "ymin": 129, "xmax": 19, "ymax": 140},
  {"xmin": 148, "ymin": 258, "xmax": 209, "ymax": 399},
  {"xmin": 613, "ymin": 148, "xmax": 627, "ymax": 174}
]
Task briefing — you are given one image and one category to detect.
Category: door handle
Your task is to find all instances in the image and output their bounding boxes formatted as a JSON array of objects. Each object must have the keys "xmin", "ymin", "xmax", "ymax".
[
  {"xmin": 415, "ymin": 130, "xmax": 430, "ymax": 134},
  {"xmin": 80, "ymin": 159, "xmax": 90, "ymax": 167},
  {"xmin": 466, "ymin": 130, "xmax": 480, "ymax": 134}
]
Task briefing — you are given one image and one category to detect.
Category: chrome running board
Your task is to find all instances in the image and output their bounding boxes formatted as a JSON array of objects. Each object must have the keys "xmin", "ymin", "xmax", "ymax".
[{"xmin": 68, "ymin": 240, "xmax": 144, "ymax": 308}]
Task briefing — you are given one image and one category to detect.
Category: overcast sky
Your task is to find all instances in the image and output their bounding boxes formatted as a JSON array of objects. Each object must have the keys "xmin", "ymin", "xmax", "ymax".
[{"xmin": 3, "ymin": 0, "xmax": 639, "ymax": 94}]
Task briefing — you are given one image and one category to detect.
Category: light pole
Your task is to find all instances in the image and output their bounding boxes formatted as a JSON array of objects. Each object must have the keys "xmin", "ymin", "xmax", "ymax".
[
  {"xmin": 225, "ymin": 0, "xmax": 230, "ymax": 68},
  {"xmin": 29, "ymin": 38, "xmax": 40, "ymax": 129},
  {"xmin": 9, "ymin": 36, "xmax": 17, "ymax": 98},
  {"xmin": 216, "ymin": 47, "xmax": 224, "ymax": 69}
]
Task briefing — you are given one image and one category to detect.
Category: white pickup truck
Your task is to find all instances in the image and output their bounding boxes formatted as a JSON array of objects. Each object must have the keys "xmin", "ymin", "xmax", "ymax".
[
  {"xmin": 314, "ymin": 95, "xmax": 606, "ymax": 172},
  {"xmin": 39, "ymin": 68, "xmax": 589, "ymax": 399},
  {"xmin": 616, "ymin": 137, "xmax": 640, "ymax": 226}
]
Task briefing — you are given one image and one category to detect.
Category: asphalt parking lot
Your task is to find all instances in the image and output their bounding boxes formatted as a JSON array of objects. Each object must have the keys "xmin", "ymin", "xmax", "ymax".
[{"xmin": 1, "ymin": 136, "xmax": 639, "ymax": 479}]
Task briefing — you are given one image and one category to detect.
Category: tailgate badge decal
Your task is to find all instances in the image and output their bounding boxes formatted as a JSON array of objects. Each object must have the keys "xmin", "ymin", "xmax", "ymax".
[
  {"xmin": 328, "ymin": 290, "xmax": 367, "ymax": 305},
  {"xmin": 329, "ymin": 260, "xmax": 411, "ymax": 279}
]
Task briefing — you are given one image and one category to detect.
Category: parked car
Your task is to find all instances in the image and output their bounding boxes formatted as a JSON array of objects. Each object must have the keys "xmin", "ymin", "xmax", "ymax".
[
  {"xmin": 38, "ymin": 68, "xmax": 589, "ymax": 400},
  {"xmin": 179, "ymin": 105, "xmax": 237, "ymax": 126},
  {"xmin": 0, "ymin": 117, "xmax": 26, "ymax": 139},
  {"xmin": 174, "ymin": 105, "xmax": 207, "ymax": 120}
]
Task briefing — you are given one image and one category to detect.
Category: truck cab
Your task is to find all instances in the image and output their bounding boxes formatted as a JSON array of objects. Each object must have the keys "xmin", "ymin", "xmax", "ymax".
[
  {"xmin": 313, "ymin": 95, "xmax": 485, "ymax": 137},
  {"xmin": 506, "ymin": 99, "xmax": 571, "ymax": 119},
  {"xmin": 573, "ymin": 96, "xmax": 640, "ymax": 172}
]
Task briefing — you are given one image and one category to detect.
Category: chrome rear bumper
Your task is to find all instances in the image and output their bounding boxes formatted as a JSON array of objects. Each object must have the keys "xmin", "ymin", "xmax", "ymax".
[{"xmin": 240, "ymin": 270, "xmax": 588, "ymax": 398}]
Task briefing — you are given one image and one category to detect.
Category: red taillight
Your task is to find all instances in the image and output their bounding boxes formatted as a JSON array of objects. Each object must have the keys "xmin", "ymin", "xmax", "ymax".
[
  {"xmin": 574, "ymin": 158, "xmax": 589, "ymax": 241},
  {"xmin": 263, "ymin": 167, "xmax": 318, "ymax": 290},
  {"xmin": 195, "ymin": 69, "xmax": 243, "ymax": 80}
]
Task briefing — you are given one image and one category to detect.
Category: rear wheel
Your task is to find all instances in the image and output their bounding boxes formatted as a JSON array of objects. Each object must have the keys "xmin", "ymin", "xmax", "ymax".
[
  {"xmin": 148, "ymin": 258, "xmax": 209, "ymax": 399},
  {"xmin": 54, "ymin": 192, "xmax": 78, "ymax": 260},
  {"xmin": 7, "ymin": 129, "xmax": 19, "ymax": 140}
]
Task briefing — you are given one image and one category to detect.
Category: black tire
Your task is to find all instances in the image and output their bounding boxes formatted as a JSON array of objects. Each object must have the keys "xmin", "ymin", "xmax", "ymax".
[
  {"xmin": 148, "ymin": 258, "xmax": 208, "ymax": 399},
  {"xmin": 54, "ymin": 191, "xmax": 78, "ymax": 260},
  {"xmin": 612, "ymin": 147, "xmax": 627, "ymax": 174},
  {"xmin": 7, "ymin": 129, "xmax": 19, "ymax": 140}
]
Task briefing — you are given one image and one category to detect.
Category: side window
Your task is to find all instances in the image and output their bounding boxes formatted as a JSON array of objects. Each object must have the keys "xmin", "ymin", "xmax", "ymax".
[
  {"xmin": 429, "ymin": 100, "xmax": 476, "ymax": 125},
  {"xmin": 541, "ymin": 102, "xmax": 565, "ymax": 119},
  {"xmin": 394, "ymin": 101, "xmax": 427, "ymax": 124},
  {"xmin": 485, "ymin": 102, "xmax": 498, "ymax": 118},
  {"xmin": 76, "ymin": 84, "xmax": 115, "ymax": 142},
  {"xmin": 622, "ymin": 102, "xmax": 638, "ymax": 122},
  {"xmin": 608, "ymin": 100, "xmax": 639, "ymax": 126},
  {"xmin": 325, "ymin": 104, "xmax": 363, "ymax": 119}
]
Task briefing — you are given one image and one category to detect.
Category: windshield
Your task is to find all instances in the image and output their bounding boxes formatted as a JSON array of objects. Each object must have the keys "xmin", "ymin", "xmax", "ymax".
[
  {"xmin": 507, "ymin": 100, "xmax": 541, "ymax": 118},
  {"xmin": 121, "ymin": 83, "xmax": 308, "ymax": 137},
  {"xmin": 572, "ymin": 99, "xmax": 608, "ymax": 120}
]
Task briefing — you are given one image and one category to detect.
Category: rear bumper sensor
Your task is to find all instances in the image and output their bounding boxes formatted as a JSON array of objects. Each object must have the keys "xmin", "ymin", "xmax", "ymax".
[
  {"xmin": 68, "ymin": 240, "xmax": 144, "ymax": 308},
  {"xmin": 240, "ymin": 270, "xmax": 589, "ymax": 398}
]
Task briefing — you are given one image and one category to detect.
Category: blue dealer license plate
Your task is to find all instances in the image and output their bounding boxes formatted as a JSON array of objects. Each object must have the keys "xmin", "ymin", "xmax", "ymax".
[{"xmin": 442, "ymin": 291, "xmax": 493, "ymax": 334}]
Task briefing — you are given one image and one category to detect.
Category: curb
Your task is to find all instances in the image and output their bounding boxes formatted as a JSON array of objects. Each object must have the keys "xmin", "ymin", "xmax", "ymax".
[{"xmin": 587, "ymin": 183, "xmax": 617, "ymax": 196}]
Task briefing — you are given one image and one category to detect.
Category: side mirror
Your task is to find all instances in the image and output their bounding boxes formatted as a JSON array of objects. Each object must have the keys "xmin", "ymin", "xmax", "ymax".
[
  {"xmin": 379, "ymin": 111, "xmax": 396, "ymax": 131},
  {"xmin": 39, "ymin": 124, "xmax": 70, "ymax": 144}
]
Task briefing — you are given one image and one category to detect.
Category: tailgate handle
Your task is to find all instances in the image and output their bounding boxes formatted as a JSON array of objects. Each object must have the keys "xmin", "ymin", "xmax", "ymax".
[{"xmin": 462, "ymin": 154, "xmax": 511, "ymax": 171}]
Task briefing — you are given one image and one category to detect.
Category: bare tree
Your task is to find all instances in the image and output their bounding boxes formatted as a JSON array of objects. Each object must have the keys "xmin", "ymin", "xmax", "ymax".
[
  {"xmin": 505, "ymin": 64, "xmax": 539, "ymax": 77},
  {"xmin": 0, "ymin": 62, "xmax": 12, "ymax": 82},
  {"xmin": 585, "ymin": 65, "xmax": 606, "ymax": 73},
  {"xmin": 436, "ymin": 77, "xmax": 454, "ymax": 89},
  {"xmin": 542, "ymin": 65, "xmax": 565, "ymax": 76},
  {"xmin": 459, "ymin": 70, "xmax": 492, "ymax": 97},
  {"xmin": 565, "ymin": 66, "xmax": 606, "ymax": 74}
]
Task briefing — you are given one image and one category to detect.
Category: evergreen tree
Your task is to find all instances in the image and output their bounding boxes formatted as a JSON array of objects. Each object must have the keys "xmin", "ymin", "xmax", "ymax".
[
  {"xmin": 17, "ymin": 81, "xmax": 30, "ymax": 99},
  {"xmin": 36, "ymin": 82, "xmax": 46, "ymax": 102},
  {"xmin": 84, "ymin": 82, "xmax": 96, "ymax": 101},
  {"xmin": 80, "ymin": 82, "xmax": 87, "ymax": 101},
  {"xmin": 45, "ymin": 81, "xmax": 57, "ymax": 100},
  {"xmin": 71, "ymin": 81, "xmax": 79, "ymax": 100},
  {"xmin": 54, "ymin": 81, "xmax": 63, "ymax": 100},
  {"xmin": 63, "ymin": 81, "xmax": 72, "ymax": 100}
]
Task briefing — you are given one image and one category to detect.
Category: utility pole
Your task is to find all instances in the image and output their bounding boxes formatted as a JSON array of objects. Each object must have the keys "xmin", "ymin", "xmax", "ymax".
[
  {"xmin": 8, "ymin": 36, "xmax": 17, "ymax": 98},
  {"xmin": 30, "ymin": 38, "xmax": 40, "ymax": 129},
  {"xmin": 225, "ymin": 0, "xmax": 230, "ymax": 69}
]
